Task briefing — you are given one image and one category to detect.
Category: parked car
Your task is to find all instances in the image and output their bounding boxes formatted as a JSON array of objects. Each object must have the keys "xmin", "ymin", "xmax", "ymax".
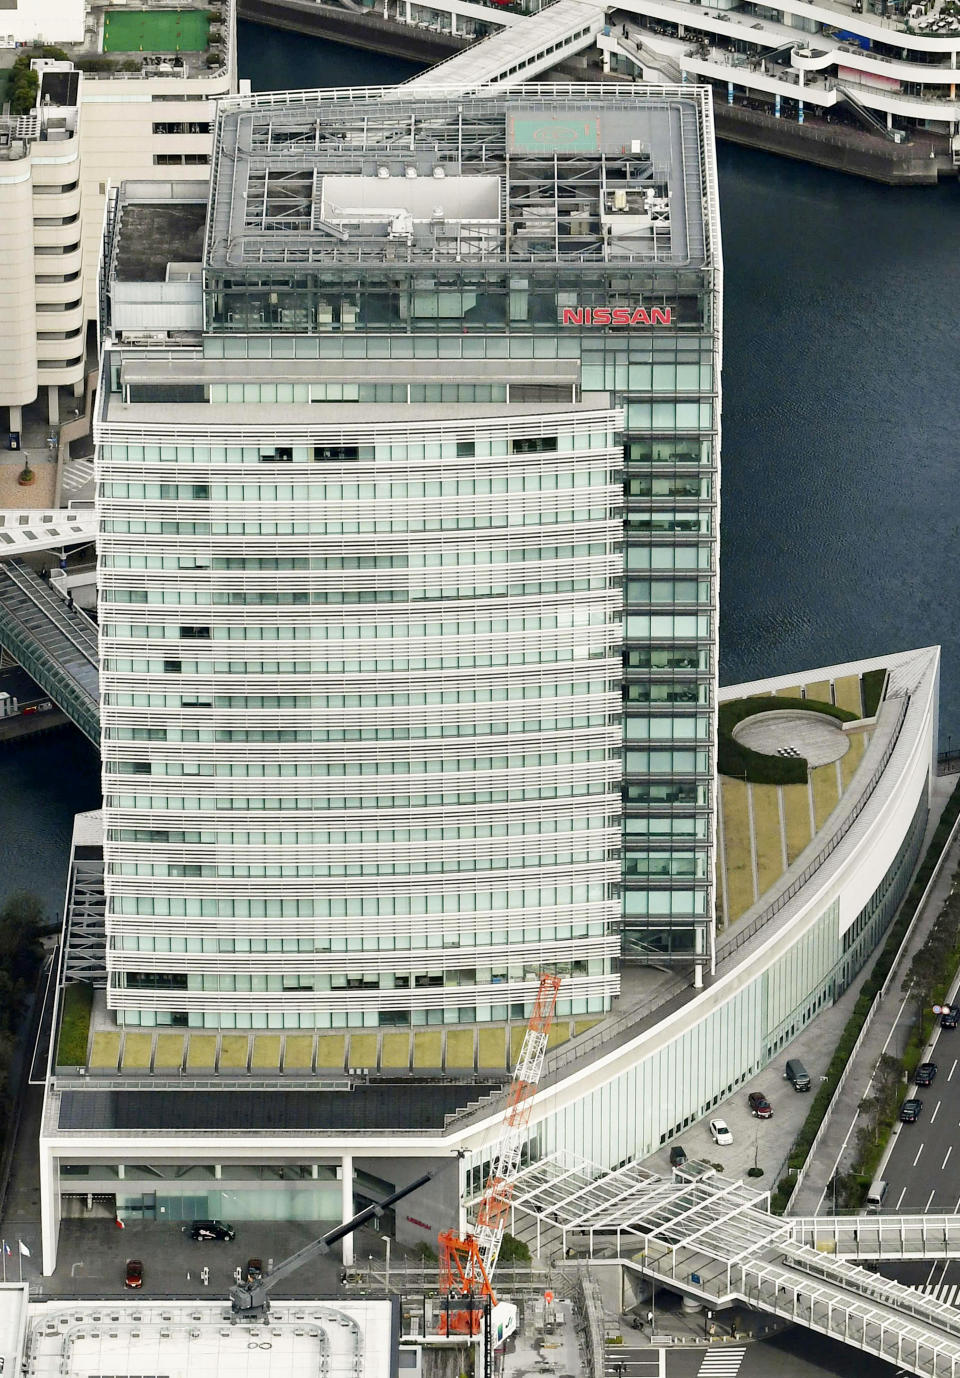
[
  {"xmin": 942, "ymin": 1006, "xmax": 959, "ymax": 1030},
  {"xmin": 748, "ymin": 1092, "xmax": 773, "ymax": 1119},
  {"xmin": 709, "ymin": 1118, "xmax": 733, "ymax": 1146},
  {"xmin": 784, "ymin": 1058, "xmax": 811, "ymax": 1091},
  {"xmin": 669, "ymin": 1144, "xmax": 687, "ymax": 1167},
  {"xmin": 915, "ymin": 1062, "xmax": 938, "ymax": 1087},
  {"xmin": 899, "ymin": 1098, "xmax": 923, "ymax": 1123},
  {"xmin": 190, "ymin": 1219, "xmax": 235, "ymax": 1242},
  {"xmin": 124, "ymin": 1259, "xmax": 143, "ymax": 1290},
  {"xmin": 246, "ymin": 1258, "xmax": 264, "ymax": 1284}
]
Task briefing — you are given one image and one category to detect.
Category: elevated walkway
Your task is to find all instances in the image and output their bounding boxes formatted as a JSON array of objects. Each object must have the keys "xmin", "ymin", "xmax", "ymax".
[
  {"xmin": 0, "ymin": 562, "xmax": 100, "ymax": 745},
  {"xmin": 403, "ymin": 0, "xmax": 603, "ymax": 91},
  {"xmin": 790, "ymin": 1214, "xmax": 960, "ymax": 1260},
  {"xmin": 0, "ymin": 508, "xmax": 95, "ymax": 555},
  {"xmin": 491, "ymin": 1152, "xmax": 960, "ymax": 1377}
]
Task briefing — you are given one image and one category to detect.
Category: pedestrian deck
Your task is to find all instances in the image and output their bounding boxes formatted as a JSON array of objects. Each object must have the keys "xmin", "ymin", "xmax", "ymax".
[
  {"xmin": 0, "ymin": 562, "xmax": 99, "ymax": 744},
  {"xmin": 497, "ymin": 1151, "xmax": 960, "ymax": 1377},
  {"xmin": 404, "ymin": 0, "xmax": 603, "ymax": 91}
]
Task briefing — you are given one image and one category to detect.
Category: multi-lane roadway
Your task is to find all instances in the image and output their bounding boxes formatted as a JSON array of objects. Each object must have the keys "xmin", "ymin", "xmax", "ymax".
[{"xmin": 876, "ymin": 1018, "xmax": 960, "ymax": 1215}]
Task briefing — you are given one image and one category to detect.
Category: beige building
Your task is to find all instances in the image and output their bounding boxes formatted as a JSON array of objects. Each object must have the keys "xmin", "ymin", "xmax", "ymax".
[
  {"xmin": 0, "ymin": 0, "xmax": 235, "ymax": 433},
  {"xmin": 0, "ymin": 67, "xmax": 84, "ymax": 431}
]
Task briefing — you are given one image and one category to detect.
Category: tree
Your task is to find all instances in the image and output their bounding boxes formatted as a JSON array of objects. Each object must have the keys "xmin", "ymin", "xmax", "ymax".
[
  {"xmin": 498, "ymin": 1233, "xmax": 532, "ymax": 1265},
  {"xmin": 9, "ymin": 67, "xmax": 38, "ymax": 116},
  {"xmin": 0, "ymin": 891, "xmax": 43, "ymax": 991}
]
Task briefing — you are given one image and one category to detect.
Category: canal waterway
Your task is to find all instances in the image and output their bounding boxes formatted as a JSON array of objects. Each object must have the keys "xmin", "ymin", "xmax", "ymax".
[{"xmin": 1, "ymin": 25, "xmax": 957, "ymax": 918}]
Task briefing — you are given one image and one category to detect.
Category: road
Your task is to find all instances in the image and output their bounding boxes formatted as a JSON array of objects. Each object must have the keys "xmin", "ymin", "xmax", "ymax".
[
  {"xmin": 874, "ymin": 1019, "xmax": 960, "ymax": 1215},
  {"xmin": 603, "ymin": 1330, "xmax": 904, "ymax": 1378}
]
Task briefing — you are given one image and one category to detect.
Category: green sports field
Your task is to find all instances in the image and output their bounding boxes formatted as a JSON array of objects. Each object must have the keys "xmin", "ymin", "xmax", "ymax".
[{"xmin": 102, "ymin": 8, "xmax": 209, "ymax": 53}]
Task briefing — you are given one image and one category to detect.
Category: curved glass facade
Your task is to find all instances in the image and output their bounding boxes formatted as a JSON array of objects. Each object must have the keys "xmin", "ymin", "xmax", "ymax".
[{"xmin": 97, "ymin": 85, "xmax": 722, "ymax": 1027}]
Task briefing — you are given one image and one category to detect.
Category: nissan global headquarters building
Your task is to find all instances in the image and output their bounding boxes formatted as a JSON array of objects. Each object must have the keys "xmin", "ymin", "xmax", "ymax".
[{"xmin": 38, "ymin": 85, "xmax": 938, "ymax": 1271}]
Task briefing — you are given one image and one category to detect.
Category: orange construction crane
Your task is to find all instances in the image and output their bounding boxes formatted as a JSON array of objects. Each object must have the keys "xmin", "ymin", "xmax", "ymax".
[{"xmin": 438, "ymin": 972, "xmax": 562, "ymax": 1335}]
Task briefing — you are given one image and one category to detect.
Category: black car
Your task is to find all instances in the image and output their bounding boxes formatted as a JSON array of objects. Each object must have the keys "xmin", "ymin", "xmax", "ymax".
[
  {"xmin": 942, "ymin": 1006, "xmax": 959, "ymax": 1030},
  {"xmin": 748, "ymin": 1092, "xmax": 773, "ymax": 1119},
  {"xmin": 899, "ymin": 1098, "xmax": 923, "ymax": 1123},
  {"xmin": 669, "ymin": 1144, "xmax": 687, "ymax": 1167},
  {"xmin": 190, "ymin": 1219, "xmax": 235, "ymax": 1242},
  {"xmin": 915, "ymin": 1062, "xmax": 938, "ymax": 1087}
]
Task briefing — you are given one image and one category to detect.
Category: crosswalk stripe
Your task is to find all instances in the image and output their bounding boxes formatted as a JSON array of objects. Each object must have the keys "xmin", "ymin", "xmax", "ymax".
[
  {"xmin": 918, "ymin": 1283, "xmax": 960, "ymax": 1306},
  {"xmin": 697, "ymin": 1349, "xmax": 747, "ymax": 1377}
]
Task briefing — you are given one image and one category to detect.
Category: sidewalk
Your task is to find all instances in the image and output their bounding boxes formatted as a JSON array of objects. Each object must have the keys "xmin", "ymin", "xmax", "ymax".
[
  {"xmin": 638, "ymin": 771, "xmax": 960, "ymax": 1192},
  {"xmin": 791, "ymin": 770, "xmax": 960, "ymax": 1215}
]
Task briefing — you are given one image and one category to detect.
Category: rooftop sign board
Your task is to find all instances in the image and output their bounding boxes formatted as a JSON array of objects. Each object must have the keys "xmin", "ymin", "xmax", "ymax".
[{"xmin": 561, "ymin": 307, "xmax": 672, "ymax": 327}]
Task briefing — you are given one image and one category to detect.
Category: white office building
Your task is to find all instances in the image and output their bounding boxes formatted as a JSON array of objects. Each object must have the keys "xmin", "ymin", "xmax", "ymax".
[{"xmin": 96, "ymin": 82, "xmax": 724, "ymax": 1029}]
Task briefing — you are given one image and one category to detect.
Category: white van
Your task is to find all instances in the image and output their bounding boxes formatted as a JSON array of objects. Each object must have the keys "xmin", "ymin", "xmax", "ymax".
[{"xmin": 866, "ymin": 1178, "xmax": 888, "ymax": 1212}]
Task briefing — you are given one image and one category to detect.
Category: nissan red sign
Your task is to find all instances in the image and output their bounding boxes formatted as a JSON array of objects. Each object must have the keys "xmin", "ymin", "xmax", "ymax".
[{"xmin": 561, "ymin": 306, "xmax": 672, "ymax": 326}]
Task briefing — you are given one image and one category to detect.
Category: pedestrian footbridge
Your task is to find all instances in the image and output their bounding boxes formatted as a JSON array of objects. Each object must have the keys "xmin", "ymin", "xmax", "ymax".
[
  {"xmin": 404, "ymin": 0, "xmax": 604, "ymax": 92},
  {"xmin": 0, "ymin": 562, "xmax": 99, "ymax": 745},
  {"xmin": 492, "ymin": 1152, "xmax": 960, "ymax": 1377},
  {"xmin": 0, "ymin": 507, "xmax": 95, "ymax": 556}
]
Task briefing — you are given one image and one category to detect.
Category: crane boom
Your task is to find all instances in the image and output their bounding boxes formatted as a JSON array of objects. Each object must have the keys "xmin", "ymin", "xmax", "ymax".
[
  {"xmin": 438, "ymin": 973, "xmax": 561, "ymax": 1331},
  {"xmin": 230, "ymin": 1166, "xmax": 442, "ymax": 1316},
  {"xmin": 472, "ymin": 973, "xmax": 561, "ymax": 1277}
]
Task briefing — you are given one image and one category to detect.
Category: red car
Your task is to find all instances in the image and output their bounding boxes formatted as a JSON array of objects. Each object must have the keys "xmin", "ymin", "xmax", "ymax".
[
  {"xmin": 124, "ymin": 1259, "xmax": 143, "ymax": 1289},
  {"xmin": 748, "ymin": 1092, "xmax": 773, "ymax": 1119}
]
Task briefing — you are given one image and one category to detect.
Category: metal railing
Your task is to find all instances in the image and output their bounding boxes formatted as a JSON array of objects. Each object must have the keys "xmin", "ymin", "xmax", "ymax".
[{"xmin": 0, "ymin": 566, "xmax": 99, "ymax": 746}]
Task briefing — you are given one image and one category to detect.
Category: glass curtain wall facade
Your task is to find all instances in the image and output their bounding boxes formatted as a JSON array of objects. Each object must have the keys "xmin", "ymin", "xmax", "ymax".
[{"xmin": 97, "ymin": 86, "xmax": 722, "ymax": 1028}]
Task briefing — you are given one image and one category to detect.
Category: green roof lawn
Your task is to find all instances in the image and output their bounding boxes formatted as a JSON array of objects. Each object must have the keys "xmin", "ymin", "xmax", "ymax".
[{"xmin": 102, "ymin": 9, "xmax": 209, "ymax": 53}]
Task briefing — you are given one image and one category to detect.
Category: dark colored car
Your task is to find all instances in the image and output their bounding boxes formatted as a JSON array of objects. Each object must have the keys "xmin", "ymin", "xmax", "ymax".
[
  {"xmin": 190, "ymin": 1219, "xmax": 235, "ymax": 1242},
  {"xmin": 669, "ymin": 1144, "xmax": 687, "ymax": 1167},
  {"xmin": 942, "ymin": 1006, "xmax": 959, "ymax": 1030},
  {"xmin": 915, "ymin": 1062, "xmax": 938, "ymax": 1087},
  {"xmin": 899, "ymin": 1098, "xmax": 923, "ymax": 1123},
  {"xmin": 246, "ymin": 1258, "xmax": 264, "ymax": 1284},
  {"xmin": 124, "ymin": 1259, "xmax": 143, "ymax": 1289},
  {"xmin": 748, "ymin": 1092, "xmax": 773, "ymax": 1119}
]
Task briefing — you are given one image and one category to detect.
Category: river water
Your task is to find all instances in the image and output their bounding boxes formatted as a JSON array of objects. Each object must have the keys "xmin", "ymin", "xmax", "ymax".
[{"xmin": 3, "ymin": 25, "xmax": 957, "ymax": 917}]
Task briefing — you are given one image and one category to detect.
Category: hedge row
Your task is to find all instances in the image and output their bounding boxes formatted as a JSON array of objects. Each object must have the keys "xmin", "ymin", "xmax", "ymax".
[
  {"xmin": 769, "ymin": 774, "xmax": 960, "ymax": 1214},
  {"xmin": 718, "ymin": 696, "xmax": 857, "ymax": 787},
  {"xmin": 56, "ymin": 982, "xmax": 94, "ymax": 1066},
  {"xmin": 861, "ymin": 668, "xmax": 888, "ymax": 719}
]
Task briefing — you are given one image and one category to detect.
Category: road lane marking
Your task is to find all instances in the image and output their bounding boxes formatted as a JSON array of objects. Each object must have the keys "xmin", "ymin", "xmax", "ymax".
[
  {"xmin": 928, "ymin": 1261, "xmax": 939, "ymax": 1284},
  {"xmin": 933, "ymin": 1100, "xmax": 942, "ymax": 1123},
  {"xmin": 896, "ymin": 1186, "xmax": 907, "ymax": 1209},
  {"xmin": 944, "ymin": 1147, "xmax": 953, "ymax": 1171},
  {"xmin": 914, "ymin": 1143, "xmax": 925, "ymax": 1167},
  {"xmin": 927, "ymin": 1189, "xmax": 937, "ymax": 1211},
  {"xmin": 950, "ymin": 1059, "xmax": 958, "ymax": 1082}
]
